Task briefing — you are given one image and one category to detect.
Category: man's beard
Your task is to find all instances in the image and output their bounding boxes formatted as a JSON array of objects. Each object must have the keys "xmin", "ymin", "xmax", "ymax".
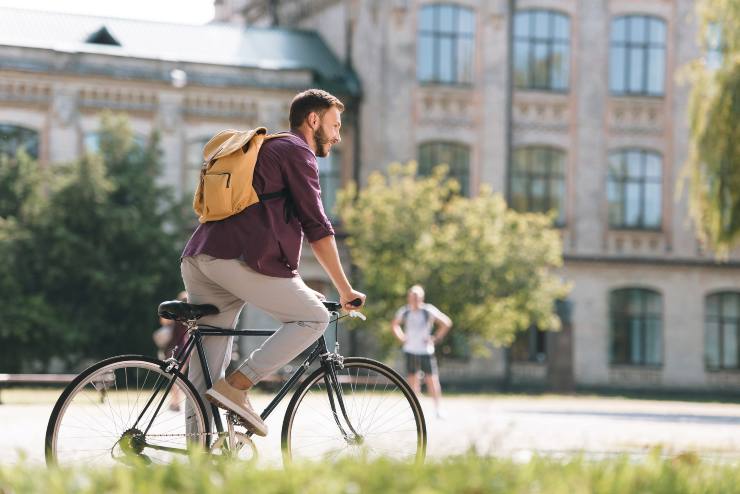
[{"xmin": 313, "ymin": 126, "xmax": 331, "ymax": 158}]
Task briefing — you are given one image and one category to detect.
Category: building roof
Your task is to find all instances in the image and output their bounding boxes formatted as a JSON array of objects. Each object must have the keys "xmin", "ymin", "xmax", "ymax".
[{"xmin": 0, "ymin": 7, "xmax": 359, "ymax": 95}]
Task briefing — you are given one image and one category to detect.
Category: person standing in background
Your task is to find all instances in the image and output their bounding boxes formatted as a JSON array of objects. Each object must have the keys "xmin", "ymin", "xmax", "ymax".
[{"xmin": 391, "ymin": 285, "xmax": 452, "ymax": 418}]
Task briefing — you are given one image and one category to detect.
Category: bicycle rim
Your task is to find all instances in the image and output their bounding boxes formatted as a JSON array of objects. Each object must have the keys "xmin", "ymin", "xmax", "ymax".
[
  {"xmin": 46, "ymin": 356, "xmax": 208, "ymax": 467},
  {"xmin": 282, "ymin": 358, "xmax": 426, "ymax": 464}
]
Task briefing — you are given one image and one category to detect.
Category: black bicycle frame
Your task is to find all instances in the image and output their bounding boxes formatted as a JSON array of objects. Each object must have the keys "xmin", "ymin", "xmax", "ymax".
[{"xmin": 135, "ymin": 313, "xmax": 354, "ymax": 447}]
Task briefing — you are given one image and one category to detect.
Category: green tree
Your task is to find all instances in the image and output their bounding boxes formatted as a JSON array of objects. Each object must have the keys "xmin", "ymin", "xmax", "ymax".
[
  {"xmin": 337, "ymin": 163, "xmax": 570, "ymax": 356},
  {"xmin": 0, "ymin": 113, "xmax": 185, "ymax": 371},
  {"xmin": 685, "ymin": 0, "xmax": 740, "ymax": 253}
]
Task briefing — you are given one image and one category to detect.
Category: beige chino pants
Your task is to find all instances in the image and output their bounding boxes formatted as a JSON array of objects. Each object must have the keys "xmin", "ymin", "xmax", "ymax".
[{"xmin": 180, "ymin": 254, "xmax": 330, "ymax": 428}]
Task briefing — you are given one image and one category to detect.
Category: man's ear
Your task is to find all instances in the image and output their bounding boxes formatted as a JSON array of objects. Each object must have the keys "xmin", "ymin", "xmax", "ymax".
[{"xmin": 307, "ymin": 111, "xmax": 319, "ymax": 130}]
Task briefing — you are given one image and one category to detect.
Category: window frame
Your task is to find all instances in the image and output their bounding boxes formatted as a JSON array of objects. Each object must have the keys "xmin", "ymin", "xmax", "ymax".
[
  {"xmin": 513, "ymin": 9, "xmax": 571, "ymax": 92},
  {"xmin": 0, "ymin": 123, "xmax": 40, "ymax": 160},
  {"xmin": 417, "ymin": 3, "xmax": 476, "ymax": 86},
  {"xmin": 705, "ymin": 291, "xmax": 740, "ymax": 371},
  {"xmin": 316, "ymin": 148, "xmax": 342, "ymax": 219},
  {"xmin": 417, "ymin": 141, "xmax": 471, "ymax": 196},
  {"xmin": 607, "ymin": 148, "xmax": 663, "ymax": 231},
  {"xmin": 510, "ymin": 145, "xmax": 567, "ymax": 226},
  {"xmin": 609, "ymin": 287, "xmax": 663, "ymax": 367},
  {"xmin": 609, "ymin": 14, "xmax": 667, "ymax": 96}
]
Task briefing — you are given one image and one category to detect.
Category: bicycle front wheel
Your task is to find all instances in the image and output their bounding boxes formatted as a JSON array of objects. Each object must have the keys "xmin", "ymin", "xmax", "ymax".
[
  {"xmin": 281, "ymin": 357, "xmax": 426, "ymax": 464},
  {"xmin": 45, "ymin": 355, "xmax": 209, "ymax": 467}
]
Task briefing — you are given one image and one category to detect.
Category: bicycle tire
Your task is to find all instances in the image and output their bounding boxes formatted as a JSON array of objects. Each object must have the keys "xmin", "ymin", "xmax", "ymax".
[
  {"xmin": 45, "ymin": 355, "xmax": 210, "ymax": 467},
  {"xmin": 281, "ymin": 357, "xmax": 426, "ymax": 464}
]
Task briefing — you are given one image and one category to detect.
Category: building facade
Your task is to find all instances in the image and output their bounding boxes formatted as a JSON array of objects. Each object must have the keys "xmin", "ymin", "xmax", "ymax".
[
  {"xmin": 0, "ymin": 6, "xmax": 359, "ymax": 366},
  {"xmin": 218, "ymin": 0, "xmax": 740, "ymax": 393}
]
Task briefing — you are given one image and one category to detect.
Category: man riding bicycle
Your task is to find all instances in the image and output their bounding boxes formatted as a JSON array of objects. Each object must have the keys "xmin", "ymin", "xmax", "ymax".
[{"xmin": 180, "ymin": 89, "xmax": 365, "ymax": 437}]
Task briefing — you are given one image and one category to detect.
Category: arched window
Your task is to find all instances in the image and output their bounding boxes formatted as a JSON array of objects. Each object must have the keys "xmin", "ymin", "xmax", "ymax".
[
  {"xmin": 510, "ymin": 146, "xmax": 566, "ymax": 225},
  {"xmin": 0, "ymin": 124, "xmax": 39, "ymax": 159},
  {"xmin": 610, "ymin": 288, "xmax": 662, "ymax": 366},
  {"xmin": 84, "ymin": 131, "xmax": 148, "ymax": 155},
  {"xmin": 609, "ymin": 15, "xmax": 666, "ymax": 96},
  {"xmin": 418, "ymin": 142, "xmax": 470, "ymax": 196},
  {"xmin": 607, "ymin": 149, "xmax": 662, "ymax": 229},
  {"xmin": 317, "ymin": 149, "xmax": 341, "ymax": 218},
  {"xmin": 513, "ymin": 10, "xmax": 570, "ymax": 91},
  {"xmin": 705, "ymin": 292, "xmax": 740, "ymax": 370},
  {"xmin": 417, "ymin": 4, "xmax": 476, "ymax": 84}
]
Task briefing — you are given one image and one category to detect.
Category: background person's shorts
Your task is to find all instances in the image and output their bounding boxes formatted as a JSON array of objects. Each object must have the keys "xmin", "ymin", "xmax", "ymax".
[{"xmin": 405, "ymin": 352, "xmax": 438, "ymax": 375}]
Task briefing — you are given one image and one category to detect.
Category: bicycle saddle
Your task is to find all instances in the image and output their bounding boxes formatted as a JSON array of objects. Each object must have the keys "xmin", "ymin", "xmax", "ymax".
[{"xmin": 158, "ymin": 300, "xmax": 219, "ymax": 322}]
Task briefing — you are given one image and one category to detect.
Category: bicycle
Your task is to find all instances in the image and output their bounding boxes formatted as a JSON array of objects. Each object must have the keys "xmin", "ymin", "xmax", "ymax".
[{"xmin": 45, "ymin": 300, "xmax": 427, "ymax": 466}]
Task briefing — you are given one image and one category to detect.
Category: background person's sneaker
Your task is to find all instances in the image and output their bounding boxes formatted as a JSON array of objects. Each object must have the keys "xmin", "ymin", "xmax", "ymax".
[{"xmin": 206, "ymin": 379, "xmax": 268, "ymax": 436}]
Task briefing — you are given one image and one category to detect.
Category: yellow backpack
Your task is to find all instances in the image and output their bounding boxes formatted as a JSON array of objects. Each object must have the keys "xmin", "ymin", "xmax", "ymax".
[{"xmin": 193, "ymin": 127, "xmax": 291, "ymax": 223}]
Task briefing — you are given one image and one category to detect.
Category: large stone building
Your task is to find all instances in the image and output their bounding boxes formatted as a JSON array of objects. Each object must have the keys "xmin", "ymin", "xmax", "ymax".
[
  {"xmin": 215, "ymin": 0, "xmax": 740, "ymax": 393},
  {"xmin": 2, "ymin": 1, "xmax": 738, "ymax": 393}
]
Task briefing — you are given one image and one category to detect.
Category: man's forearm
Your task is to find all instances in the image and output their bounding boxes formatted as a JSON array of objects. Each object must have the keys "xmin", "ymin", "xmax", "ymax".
[{"xmin": 309, "ymin": 235, "xmax": 351, "ymax": 294}]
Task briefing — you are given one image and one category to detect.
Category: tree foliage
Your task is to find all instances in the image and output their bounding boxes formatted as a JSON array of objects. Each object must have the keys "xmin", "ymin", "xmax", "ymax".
[
  {"xmin": 686, "ymin": 0, "xmax": 740, "ymax": 253},
  {"xmin": 337, "ymin": 163, "xmax": 570, "ymax": 356},
  {"xmin": 0, "ymin": 113, "xmax": 185, "ymax": 371}
]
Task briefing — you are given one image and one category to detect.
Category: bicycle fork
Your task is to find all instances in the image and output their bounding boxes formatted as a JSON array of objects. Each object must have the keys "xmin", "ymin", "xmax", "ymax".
[{"xmin": 322, "ymin": 359, "xmax": 363, "ymax": 445}]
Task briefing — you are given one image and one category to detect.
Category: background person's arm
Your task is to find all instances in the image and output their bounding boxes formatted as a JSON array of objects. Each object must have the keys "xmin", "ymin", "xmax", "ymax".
[
  {"xmin": 391, "ymin": 317, "xmax": 406, "ymax": 343},
  {"xmin": 310, "ymin": 235, "xmax": 365, "ymax": 310},
  {"xmin": 431, "ymin": 310, "xmax": 453, "ymax": 344}
]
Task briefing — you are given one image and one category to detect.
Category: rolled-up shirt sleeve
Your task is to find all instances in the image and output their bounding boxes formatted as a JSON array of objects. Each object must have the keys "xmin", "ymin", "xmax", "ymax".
[{"xmin": 282, "ymin": 146, "xmax": 335, "ymax": 242}]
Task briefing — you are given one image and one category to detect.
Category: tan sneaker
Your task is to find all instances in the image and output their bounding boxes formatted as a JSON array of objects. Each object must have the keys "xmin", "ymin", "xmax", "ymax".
[{"xmin": 206, "ymin": 379, "xmax": 268, "ymax": 436}]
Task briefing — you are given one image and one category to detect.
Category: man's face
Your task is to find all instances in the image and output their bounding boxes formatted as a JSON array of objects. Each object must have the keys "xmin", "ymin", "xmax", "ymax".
[{"xmin": 313, "ymin": 107, "xmax": 342, "ymax": 158}]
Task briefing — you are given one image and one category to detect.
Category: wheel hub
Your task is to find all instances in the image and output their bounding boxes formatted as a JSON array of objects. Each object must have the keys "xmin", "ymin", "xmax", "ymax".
[{"xmin": 118, "ymin": 428, "xmax": 146, "ymax": 456}]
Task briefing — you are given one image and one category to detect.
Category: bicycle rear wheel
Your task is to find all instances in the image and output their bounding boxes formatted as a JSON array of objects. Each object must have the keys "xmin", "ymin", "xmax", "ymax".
[
  {"xmin": 281, "ymin": 357, "xmax": 426, "ymax": 464},
  {"xmin": 45, "ymin": 355, "xmax": 209, "ymax": 467}
]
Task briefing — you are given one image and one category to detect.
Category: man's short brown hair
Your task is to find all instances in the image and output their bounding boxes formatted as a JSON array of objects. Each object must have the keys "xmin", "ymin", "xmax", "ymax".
[{"xmin": 289, "ymin": 89, "xmax": 345, "ymax": 129}]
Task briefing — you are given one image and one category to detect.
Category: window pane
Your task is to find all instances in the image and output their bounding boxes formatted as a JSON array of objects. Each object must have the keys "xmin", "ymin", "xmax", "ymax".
[
  {"xmin": 0, "ymin": 125, "xmax": 39, "ymax": 159},
  {"xmin": 647, "ymin": 47, "xmax": 665, "ymax": 94},
  {"xmin": 531, "ymin": 177, "xmax": 546, "ymax": 212},
  {"xmin": 644, "ymin": 183, "xmax": 662, "ymax": 228},
  {"xmin": 724, "ymin": 293, "xmax": 740, "ymax": 318},
  {"xmin": 645, "ymin": 292, "xmax": 661, "ymax": 315},
  {"xmin": 551, "ymin": 42, "xmax": 569, "ymax": 89},
  {"xmin": 417, "ymin": 34, "xmax": 434, "ymax": 81},
  {"xmin": 630, "ymin": 16, "xmax": 647, "ymax": 43},
  {"xmin": 534, "ymin": 11, "xmax": 549, "ymax": 37},
  {"xmin": 457, "ymin": 8, "xmax": 475, "ymax": 35},
  {"xmin": 649, "ymin": 18, "xmax": 666, "ymax": 45},
  {"xmin": 630, "ymin": 319, "xmax": 643, "ymax": 363},
  {"xmin": 439, "ymin": 37, "xmax": 454, "ymax": 82},
  {"xmin": 608, "ymin": 181, "xmax": 623, "ymax": 225},
  {"xmin": 626, "ymin": 151, "xmax": 643, "ymax": 178},
  {"xmin": 438, "ymin": 5, "xmax": 455, "ymax": 33},
  {"xmin": 533, "ymin": 41, "xmax": 549, "ymax": 87},
  {"xmin": 514, "ymin": 40, "xmax": 530, "ymax": 87},
  {"xmin": 645, "ymin": 318, "xmax": 662, "ymax": 365},
  {"xmin": 628, "ymin": 47, "xmax": 645, "ymax": 92},
  {"xmin": 610, "ymin": 46, "xmax": 626, "ymax": 92},
  {"xmin": 625, "ymin": 182, "xmax": 641, "ymax": 226},
  {"xmin": 514, "ymin": 12, "xmax": 530, "ymax": 37},
  {"xmin": 722, "ymin": 320, "xmax": 738, "ymax": 368},
  {"xmin": 706, "ymin": 319, "xmax": 721, "ymax": 368},
  {"xmin": 419, "ymin": 6, "xmax": 435, "ymax": 31},
  {"xmin": 612, "ymin": 18, "xmax": 626, "ymax": 42},
  {"xmin": 553, "ymin": 14, "xmax": 569, "ymax": 41},
  {"xmin": 645, "ymin": 153, "xmax": 661, "ymax": 178},
  {"xmin": 511, "ymin": 176, "xmax": 527, "ymax": 211}
]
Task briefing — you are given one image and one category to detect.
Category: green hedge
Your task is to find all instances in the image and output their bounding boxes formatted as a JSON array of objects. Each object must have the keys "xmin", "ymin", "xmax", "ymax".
[{"xmin": 2, "ymin": 452, "xmax": 739, "ymax": 494}]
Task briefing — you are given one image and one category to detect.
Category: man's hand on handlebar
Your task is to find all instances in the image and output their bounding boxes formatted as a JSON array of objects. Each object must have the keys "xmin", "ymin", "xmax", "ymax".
[{"xmin": 340, "ymin": 289, "xmax": 366, "ymax": 311}]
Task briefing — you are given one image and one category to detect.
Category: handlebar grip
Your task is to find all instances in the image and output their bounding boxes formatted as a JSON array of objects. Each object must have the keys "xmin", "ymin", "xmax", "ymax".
[{"xmin": 348, "ymin": 298, "xmax": 363, "ymax": 307}]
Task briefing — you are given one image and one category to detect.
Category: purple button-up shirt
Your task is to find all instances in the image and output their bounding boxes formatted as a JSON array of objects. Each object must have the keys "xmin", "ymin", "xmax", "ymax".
[{"xmin": 181, "ymin": 131, "xmax": 335, "ymax": 278}]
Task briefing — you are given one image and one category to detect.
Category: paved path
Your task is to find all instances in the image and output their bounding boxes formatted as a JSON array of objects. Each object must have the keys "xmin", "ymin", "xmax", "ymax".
[{"xmin": 3, "ymin": 390, "xmax": 740, "ymax": 465}]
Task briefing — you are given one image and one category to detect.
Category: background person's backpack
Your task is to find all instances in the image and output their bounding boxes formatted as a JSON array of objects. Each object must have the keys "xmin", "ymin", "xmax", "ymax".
[
  {"xmin": 400, "ymin": 306, "xmax": 432, "ymax": 328},
  {"xmin": 193, "ymin": 127, "xmax": 290, "ymax": 223}
]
